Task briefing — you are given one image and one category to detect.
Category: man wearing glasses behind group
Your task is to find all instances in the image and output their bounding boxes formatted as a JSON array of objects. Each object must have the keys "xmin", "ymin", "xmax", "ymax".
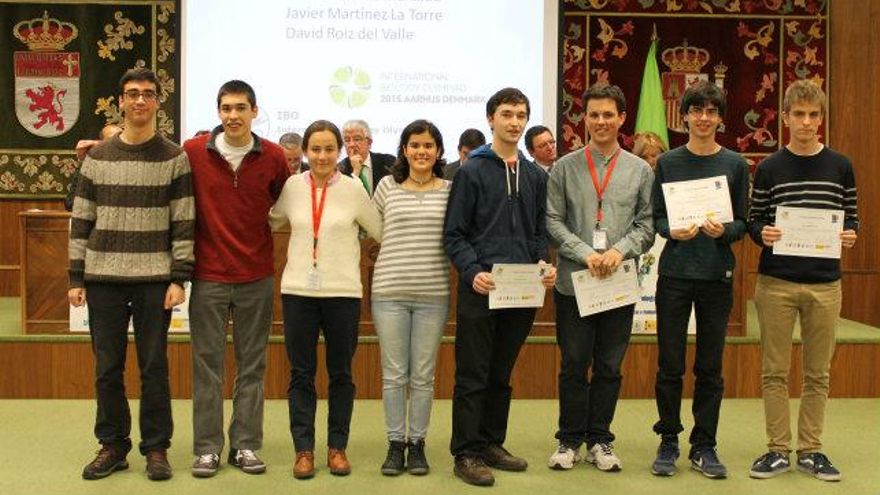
[
  {"xmin": 649, "ymin": 81, "xmax": 749, "ymax": 479},
  {"xmin": 524, "ymin": 125, "xmax": 557, "ymax": 174}
]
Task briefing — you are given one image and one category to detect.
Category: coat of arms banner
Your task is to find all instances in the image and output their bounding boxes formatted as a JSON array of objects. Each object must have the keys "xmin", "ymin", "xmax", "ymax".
[
  {"xmin": 559, "ymin": 0, "xmax": 829, "ymax": 168},
  {"xmin": 0, "ymin": 1, "xmax": 180, "ymax": 199}
]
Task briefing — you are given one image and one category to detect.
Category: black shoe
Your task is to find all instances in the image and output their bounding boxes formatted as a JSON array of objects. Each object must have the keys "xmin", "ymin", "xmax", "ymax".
[
  {"xmin": 454, "ymin": 455, "xmax": 494, "ymax": 486},
  {"xmin": 381, "ymin": 440, "xmax": 406, "ymax": 476},
  {"xmin": 483, "ymin": 444, "xmax": 528, "ymax": 472},
  {"xmin": 82, "ymin": 443, "xmax": 130, "ymax": 480},
  {"xmin": 749, "ymin": 451, "xmax": 791, "ymax": 479},
  {"xmin": 689, "ymin": 448, "xmax": 727, "ymax": 479},
  {"xmin": 406, "ymin": 438, "xmax": 429, "ymax": 475},
  {"xmin": 145, "ymin": 449, "xmax": 172, "ymax": 481},
  {"xmin": 797, "ymin": 452, "xmax": 841, "ymax": 481},
  {"xmin": 651, "ymin": 440, "xmax": 680, "ymax": 476}
]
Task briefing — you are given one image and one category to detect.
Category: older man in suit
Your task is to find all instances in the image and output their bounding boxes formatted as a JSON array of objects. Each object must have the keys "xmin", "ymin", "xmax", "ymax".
[{"xmin": 338, "ymin": 119, "xmax": 395, "ymax": 196}]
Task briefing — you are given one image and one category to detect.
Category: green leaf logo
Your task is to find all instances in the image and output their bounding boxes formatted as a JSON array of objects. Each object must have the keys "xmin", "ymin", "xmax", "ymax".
[{"xmin": 329, "ymin": 66, "xmax": 371, "ymax": 108}]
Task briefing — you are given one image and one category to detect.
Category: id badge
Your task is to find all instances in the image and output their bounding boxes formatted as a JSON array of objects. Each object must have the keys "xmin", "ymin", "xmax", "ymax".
[
  {"xmin": 306, "ymin": 266, "xmax": 322, "ymax": 291},
  {"xmin": 593, "ymin": 229, "xmax": 608, "ymax": 251}
]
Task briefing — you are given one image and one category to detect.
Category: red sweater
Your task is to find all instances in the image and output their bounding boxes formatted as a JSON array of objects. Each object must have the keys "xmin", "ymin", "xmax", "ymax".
[{"xmin": 184, "ymin": 130, "xmax": 290, "ymax": 283}]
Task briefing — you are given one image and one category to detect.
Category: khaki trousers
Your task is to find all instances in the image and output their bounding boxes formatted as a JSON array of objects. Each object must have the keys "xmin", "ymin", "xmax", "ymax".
[{"xmin": 754, "ymin": 274, "xmax": 841, "ymax": 454}]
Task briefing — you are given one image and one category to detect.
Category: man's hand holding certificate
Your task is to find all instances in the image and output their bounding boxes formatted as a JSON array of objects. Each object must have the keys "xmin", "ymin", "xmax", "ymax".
[
  {"xmin": 771, "ymin": 206, "xmax": 844, "ymax": 259},
  {"xmin": 662, "ymin": 175, "xmax": 734, "ymax": 230},
  {"xmin": 571, "ymin": 259, "xmax": 640, "ymax": 317},
  {"xmin": 488, "ymin": 263, "xmax": 555, "ymax": 309}
]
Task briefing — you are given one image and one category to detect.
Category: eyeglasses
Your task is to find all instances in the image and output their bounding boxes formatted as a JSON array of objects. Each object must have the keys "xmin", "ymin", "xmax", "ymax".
[
  {"xmin": 123, "ymin": 90, "xmax": 158, "ymax": 102},
  {"xmin": 687, "ymin": 106, "xmax": 719, "ymax": 117},
  {"xmin": 536, "ymin": 139, "xmax": 557, "ymax": 150},
  {"xmin": 343, "ymin": 135, "xmax": 367, "ymax": 145}
]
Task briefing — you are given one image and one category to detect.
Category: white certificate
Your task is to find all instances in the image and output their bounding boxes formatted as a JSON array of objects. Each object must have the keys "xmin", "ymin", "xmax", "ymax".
[
  {"xmin": 571, "ymin": 259, "xmax": 640, "ymax": 317},
  {"xmin": 662, "ymin": 175, "xmax": 734, "ymax": 230},
  {"xmin": 488, "ymin": 263, "xmax": 546, "ymax": 309},
  {"xmin": 773, "ymin": 206, "xmax": 844, "ymax": 259}
]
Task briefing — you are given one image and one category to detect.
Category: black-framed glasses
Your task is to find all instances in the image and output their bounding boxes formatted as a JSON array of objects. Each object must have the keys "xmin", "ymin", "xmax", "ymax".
[
  {"xmin": 123, "ymin": 90, "xmax": 158, "ymax": 102},
  {"xmin": 687, "ymin": 106, "xmax": 719, "ymax": 117}
]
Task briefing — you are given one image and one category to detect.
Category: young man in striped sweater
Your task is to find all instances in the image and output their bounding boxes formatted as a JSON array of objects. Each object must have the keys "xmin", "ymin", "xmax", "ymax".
[
  {"xmin": 747, "ymin": 80, "xmax": 858, "ymax": 482},
  {"xmin": 69, "ymin": 68, "xmax": 195, "ymax": 481}
]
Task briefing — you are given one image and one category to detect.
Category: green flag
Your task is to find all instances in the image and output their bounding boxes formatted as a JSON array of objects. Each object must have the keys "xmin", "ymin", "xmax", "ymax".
[{"xmin": 634, "ymin": 34, "xmax": 669, "ymax": 148}]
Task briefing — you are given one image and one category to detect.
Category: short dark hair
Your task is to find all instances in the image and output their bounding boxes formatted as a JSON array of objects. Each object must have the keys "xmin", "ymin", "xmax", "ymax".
[
  {"xmin": 216, "ymin": 80, "xmax": 257, "ymax": 109},
  {"xmin": 457, "ymin": 128, "xmax": 486, "ymax": 151},
  {"xmin": 118, "ymin": 68, "xmax": 160, "ymax": 96},
  {"xmin": 392, "ymin": 119, "xmax": 446, "ymax": 183},
  {"xmin": 680, "ymin": 81, "xmax": 726, "ymax": 118},
  {"xmin": 302, "ymin": 120, "xmax": 342, "ymax": 150},
  {"xmin": 582, "ymin": 83, "xmax": 626, "ymax": 114},
  {"xmin": 524, "ymin": 125, "xmax": 551, "ymax": 153},
  {"xmin": 486, "ymin": 87, "xmax": 530, "ymax": 119}
]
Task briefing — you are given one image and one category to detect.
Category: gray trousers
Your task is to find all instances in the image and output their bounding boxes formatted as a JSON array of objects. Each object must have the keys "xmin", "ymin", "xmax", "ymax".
[{"xmin": 190, "ymin": 277, "xmax": 273, "ymax": 455}]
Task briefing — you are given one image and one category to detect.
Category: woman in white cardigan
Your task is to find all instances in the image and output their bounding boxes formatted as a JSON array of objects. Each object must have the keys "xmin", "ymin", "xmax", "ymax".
[{"xmin": 270, "ymin": 119, "xmax": 382, "ymax": 480}]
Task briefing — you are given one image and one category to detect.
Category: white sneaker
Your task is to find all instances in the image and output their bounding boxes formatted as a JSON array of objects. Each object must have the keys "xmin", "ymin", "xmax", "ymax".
[
  {"xmin": 587, "ymin": 443, "xmax": 622, "ymax": 471},
  {"xmin": 548, "ymin": 443, "xmax": 581, "ymax": 470}
]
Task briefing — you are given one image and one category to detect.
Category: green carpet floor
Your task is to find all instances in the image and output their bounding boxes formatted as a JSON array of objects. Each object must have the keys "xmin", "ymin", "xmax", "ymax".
[{"xmin": 1, "ymin": 399, "xmax": 877, "ymax": 495}]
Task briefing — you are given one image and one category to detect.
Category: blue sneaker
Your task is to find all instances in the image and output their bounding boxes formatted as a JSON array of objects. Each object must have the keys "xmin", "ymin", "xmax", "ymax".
[
  {"xmin": 797, "ymin": 452, "xmax": 841, "ymax": 482},
  {"xmin": 690, "ymin": 448, "xmax": 727, "ymax": 479},
  {"xmin": 651, "ymin": 440, "xmax": 679, "ymax": 476}
]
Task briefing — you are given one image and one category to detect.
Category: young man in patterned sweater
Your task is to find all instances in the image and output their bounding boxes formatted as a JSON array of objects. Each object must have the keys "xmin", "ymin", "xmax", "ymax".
[
  {"xmin": 69, "ymin": 68, "xmax": 195, "ymax": 482},
  {"xmin": 747, "ymin": 80, "xmax": 858, "ymax": 482}
]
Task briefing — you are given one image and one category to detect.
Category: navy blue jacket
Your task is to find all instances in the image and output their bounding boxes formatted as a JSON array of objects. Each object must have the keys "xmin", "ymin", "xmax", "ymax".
[{"xmin": 443, "ymin": 145, "xmax": 549, "ymax": 289}]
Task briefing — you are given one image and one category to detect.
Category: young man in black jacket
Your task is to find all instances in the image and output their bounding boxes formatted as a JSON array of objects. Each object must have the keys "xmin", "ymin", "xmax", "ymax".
[{"xmin": 444, "ymin": 87, "xmax": 556, "ymax": 487}]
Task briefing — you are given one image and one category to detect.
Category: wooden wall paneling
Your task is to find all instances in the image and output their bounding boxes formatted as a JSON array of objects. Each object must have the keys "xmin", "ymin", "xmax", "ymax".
[
  {"xmin": 0, "ymin": 200, "xmax": 64, "ymax": 297},
  {"xmin": 830, "ymin": 1, "xmax": 880, "ymax": 327},
  {"xmin": 50, "ymin": 342, "xmax": 95, "ymax": 398},
  {"xmin": 2, "ymin": 340, "xmax": 879, "ymax": 399},
  {"xmin": 619, "ymin": 344, "xmax": 659, "ymax": 399},
  {"xmin": 0, "ymin": 343, "xmax": 51, "ymax": 398},
  {"xmin": 19, "ymin": 211, "xmax": 71, "ymax": 334}
]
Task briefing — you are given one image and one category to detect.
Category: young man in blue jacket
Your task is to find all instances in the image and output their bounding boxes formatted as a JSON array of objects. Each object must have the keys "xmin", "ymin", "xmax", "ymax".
[{"xmin": 444, "ymin": 87, "xmax": 557, "ymax": 487}]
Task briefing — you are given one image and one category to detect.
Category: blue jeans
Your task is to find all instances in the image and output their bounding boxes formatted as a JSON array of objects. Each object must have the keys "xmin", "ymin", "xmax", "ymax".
[{"xmin": 372, "ymin": 298, "xmax": 449, "ymax": 442}]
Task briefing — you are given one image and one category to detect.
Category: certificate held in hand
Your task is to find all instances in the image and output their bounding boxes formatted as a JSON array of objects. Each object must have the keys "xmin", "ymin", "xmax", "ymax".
[
  {"xmin": 488, "ymin": 263, "xmax": 547, "ymax": 309},
  {"xmin": 773, "ymin": 205, "xmax": 844, "ymax": 259},
  {"xmin": 571, "ymin": 259, "xmax": 640, "ymax": 317},
  {"xmin": 662, "ymin": 175, "xmax": 734, "ymax": 230}
]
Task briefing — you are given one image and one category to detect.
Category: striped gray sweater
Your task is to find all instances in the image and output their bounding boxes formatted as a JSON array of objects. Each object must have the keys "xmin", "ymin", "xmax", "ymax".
[
  {"xmin": 747, "ymin": 146, "xmax": 858, "ymax": 283},
  {"xmin": 371, "ymin": 176, "xmax": 451, "ymax": 301},
  {"xmin": 68, "ymin": 133, "xmax": 195, "ymax": 287}
]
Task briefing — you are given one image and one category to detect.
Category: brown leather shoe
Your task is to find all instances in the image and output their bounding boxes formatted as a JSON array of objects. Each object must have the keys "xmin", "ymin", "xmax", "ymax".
[
  {"xmin": 293, "ymin": 451, "xmax": 315, "ymax": 479},
  {"xmin": 327, "ymin": 448, "xmax": 351, "ymax": 476},
  {"xmin": 484, "ymin": 444, "xmax": 528, "ymax": 471},
  {"xmin": 145, "ymin": 449, "xmax": 172, "ymax": 481},
  {"xmin": 454, "ymin": 455, "xmax": 495, "ymax": 486}
]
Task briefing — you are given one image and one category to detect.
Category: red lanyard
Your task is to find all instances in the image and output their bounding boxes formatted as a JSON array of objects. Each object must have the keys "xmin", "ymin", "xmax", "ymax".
[
  {"xmin": 310, "ymin": 176, "xmax": 329, "ymax": 267},
  {"xmin": 584, "ymin": 147, "xmax": 621, "ymax": 224}
]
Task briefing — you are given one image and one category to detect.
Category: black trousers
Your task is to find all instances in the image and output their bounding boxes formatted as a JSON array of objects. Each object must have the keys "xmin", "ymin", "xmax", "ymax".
[
  {"xmin": 653, "ymin": 275, "xmax": 732, "ymax": 454},
  {"xmin": 282, "ymin": 295, "xmax": 360, "ymax": 451},
  {"xmin": 449, "ymin": 288, "xmax": 535, "ymax": 457},
  {"xmin": 86, "ymin": 282, "xmax": 173, "ymax": 455},
  {"xmin": 554, "ymin": 290, "xmax": 634, "ymax": 448}
]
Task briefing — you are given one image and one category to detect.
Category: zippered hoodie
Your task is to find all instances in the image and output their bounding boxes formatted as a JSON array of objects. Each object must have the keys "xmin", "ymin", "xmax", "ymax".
[{"xmin": 443, "ymin": 144, "xmax": 549, "ymax": 289}]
